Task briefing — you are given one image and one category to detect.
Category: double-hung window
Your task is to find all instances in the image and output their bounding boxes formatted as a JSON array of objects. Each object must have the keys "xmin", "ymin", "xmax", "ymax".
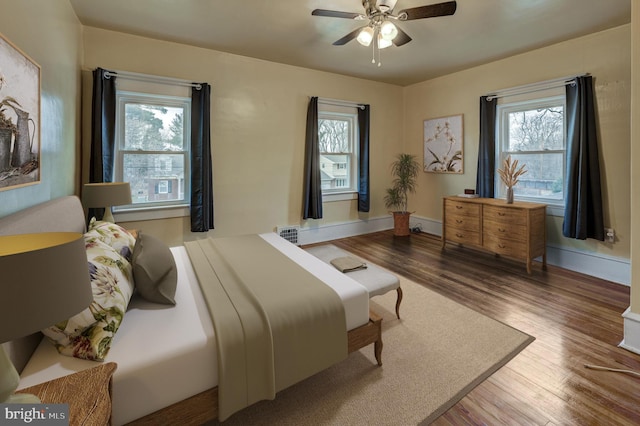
[
  {"xmin": 318, "ymin": 104, "xmax": 359, "ymax": 200},
  {"xmin": 113, "ymin": 91, "xmax": 191, "ymax": 214},
  {"xmin": 496, "ymin": 95, "xmax": 566, "ymax": 213}
]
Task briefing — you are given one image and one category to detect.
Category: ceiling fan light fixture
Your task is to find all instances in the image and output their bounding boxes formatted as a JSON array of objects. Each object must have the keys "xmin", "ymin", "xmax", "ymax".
[
  {"xmin": 356, "ymin": 26, "xmax": 374, "ymax": 46},
  {"xmin": 378, "ymin": 35, "xmax": 393, "ymax": 49},
  {"xmin": 380, "ymin": 21, "xmax": 398, "ymax": 41}
]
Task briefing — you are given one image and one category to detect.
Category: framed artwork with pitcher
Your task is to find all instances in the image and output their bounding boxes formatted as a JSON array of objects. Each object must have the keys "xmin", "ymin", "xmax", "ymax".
[{"xmin": 0, "ymin": 31, "xmax": 40, "ymax": 191}]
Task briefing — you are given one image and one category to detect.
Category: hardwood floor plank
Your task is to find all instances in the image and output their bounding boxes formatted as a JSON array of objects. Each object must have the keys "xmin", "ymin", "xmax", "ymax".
[{"xmin": 312, "ymin": 230, "xmax": 640, "ymax": 425}]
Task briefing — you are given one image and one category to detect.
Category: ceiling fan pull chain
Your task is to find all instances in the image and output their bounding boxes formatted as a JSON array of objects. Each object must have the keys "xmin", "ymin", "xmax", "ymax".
[{"xmin": 371, "ymin": 38, "xmax": 376, "ymax": 64}]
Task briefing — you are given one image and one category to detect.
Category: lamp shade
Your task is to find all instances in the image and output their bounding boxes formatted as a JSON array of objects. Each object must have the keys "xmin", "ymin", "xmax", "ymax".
[
  {"xmin": 0, "ymin": 232, "xmax": 92, "ymax": 343},
  {"xmin": 357, "ymin": 27, "xmax": 374, "ymax": 46},
  {"xmin": 380, "ymin": 21, "xmax": 398, "ymax": 41},
  {"xmin": 83, "ymin": 182, "xmax": 132, "ymax": 209}
]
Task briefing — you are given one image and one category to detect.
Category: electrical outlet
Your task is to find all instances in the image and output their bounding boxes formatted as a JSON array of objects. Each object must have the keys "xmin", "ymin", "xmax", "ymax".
[{"xmin": 605, "ymin": 228, "xmax": 615, "ymax": 243}]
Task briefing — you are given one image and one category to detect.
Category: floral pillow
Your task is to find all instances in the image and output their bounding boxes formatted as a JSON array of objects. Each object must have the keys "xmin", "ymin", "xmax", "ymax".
[
  {"xmin": 41, "ymin": 235, "xmax": 134, "ymax": 361},
  {"xmin": 85, "ymin": 218, "xmax": 136, "ymax": 262}
]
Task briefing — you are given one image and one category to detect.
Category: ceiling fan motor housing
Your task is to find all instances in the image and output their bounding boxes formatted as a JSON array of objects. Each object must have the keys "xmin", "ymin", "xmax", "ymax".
[{"xmin": 376, "ymin": 0, "xmax": 398, "ymax": 13}]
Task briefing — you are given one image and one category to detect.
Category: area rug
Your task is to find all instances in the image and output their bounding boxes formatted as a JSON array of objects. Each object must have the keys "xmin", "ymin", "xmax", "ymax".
[{"xmin": 213, "ymin": 275, "xmax": 534, "ymax": 425}]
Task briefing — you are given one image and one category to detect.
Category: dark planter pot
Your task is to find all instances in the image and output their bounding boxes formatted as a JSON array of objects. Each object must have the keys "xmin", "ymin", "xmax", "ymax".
[{"xmin": 392, "ymin": 211, "xmax": 411, "ymax": 236}]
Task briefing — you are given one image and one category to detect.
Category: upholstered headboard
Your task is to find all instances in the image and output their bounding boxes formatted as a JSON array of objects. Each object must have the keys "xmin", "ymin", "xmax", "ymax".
[{"xmin": 0, "ymin": 196, "xmax": 87, "ymax": 372}]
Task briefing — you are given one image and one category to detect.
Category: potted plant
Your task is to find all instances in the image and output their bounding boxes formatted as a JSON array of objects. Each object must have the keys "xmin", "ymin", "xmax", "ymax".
[{"xmin": 384, "ymin": 153, "xmax": 421, "ymax": 236}]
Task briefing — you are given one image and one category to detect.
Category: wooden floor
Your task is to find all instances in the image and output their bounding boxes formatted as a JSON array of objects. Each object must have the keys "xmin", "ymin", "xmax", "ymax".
[{"xmin": 324, "ymin": 230, "xmax": 640, "ymax": 426}]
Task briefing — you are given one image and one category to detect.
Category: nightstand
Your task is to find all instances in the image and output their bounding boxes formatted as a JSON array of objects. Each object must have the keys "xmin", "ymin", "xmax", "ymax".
[{"xmin": 17, "ymin": 362, "xmax": 117, "ymax": 426}]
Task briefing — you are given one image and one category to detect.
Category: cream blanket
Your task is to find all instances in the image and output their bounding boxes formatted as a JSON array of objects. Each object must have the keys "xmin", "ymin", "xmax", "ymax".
[{"xmin": 184, "ymin": 235, "xmax": 347, "ymax": 421}]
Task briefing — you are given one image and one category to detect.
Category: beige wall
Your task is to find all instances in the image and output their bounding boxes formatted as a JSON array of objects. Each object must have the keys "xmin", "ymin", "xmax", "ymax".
[
  {"xmin": 0, "ymin": 0, "xmax": 83, "ymax": 216},
  {"xmin": 403, "ymin": 24, "xmax": 631, "ymax": 261},
  {"xmin": 81, "ymin": 27, "xmax": 404, "ymax": 246}
]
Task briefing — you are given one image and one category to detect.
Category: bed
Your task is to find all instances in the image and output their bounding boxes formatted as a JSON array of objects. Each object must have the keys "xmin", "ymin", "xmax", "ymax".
[{"xmin": 3, "ymin": 196, "xmax": 383, "ymax": 425}]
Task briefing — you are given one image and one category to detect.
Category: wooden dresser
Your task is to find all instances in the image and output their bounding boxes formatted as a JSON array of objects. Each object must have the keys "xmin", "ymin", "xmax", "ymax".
[{"xmin": 442, "ymin": 196, "xmax": 547, "ymax": 273}]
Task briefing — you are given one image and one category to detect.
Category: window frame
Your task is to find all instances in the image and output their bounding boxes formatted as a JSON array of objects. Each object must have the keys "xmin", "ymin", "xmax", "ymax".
[
  {"xmin": 317, "ymin": 106, "xmax": 359, "ymax": 200},
  {"xmin": 113, "ymin": 90, "xmax": 192, "ymax": 214},
  {"xmin": 495, "ymin": 95, "xmax": 566, "ymax": 214}
]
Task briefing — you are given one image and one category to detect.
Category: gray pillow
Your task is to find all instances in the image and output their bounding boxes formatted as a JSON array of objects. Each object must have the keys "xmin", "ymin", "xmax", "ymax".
[{"xmin": 132, "ymin": 232, "xmax": 177, "ymax": 305}]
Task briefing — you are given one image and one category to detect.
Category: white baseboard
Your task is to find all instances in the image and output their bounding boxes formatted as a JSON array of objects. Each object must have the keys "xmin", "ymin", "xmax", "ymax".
[
  {"xmin": 299, "ymin": 215, "xmax": 393, "ymax": 245},
  {"xmin": 300, "ymin": 214, "xmax": 630, "ymax": 287},
  {"xmin": 545, "ymin": 244, "xmax": 630, "ymax": 286},
  {"xmin": 620, "ymin": 308, "xmax": 640, "ymax": 355}
]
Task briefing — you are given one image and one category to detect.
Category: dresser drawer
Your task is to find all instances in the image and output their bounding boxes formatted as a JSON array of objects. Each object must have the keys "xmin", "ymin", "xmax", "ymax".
[
  {"xmin": 446, "ymin": 214, "xmax": 481, "ymax": 232},
  {"xmin": 483, "ymin": 234, "xmax": 527, "ymax": 258},
  {"xmin": 445, "ymin": 228, "xmax": 481, "ymax": 246},
  {"xmin": 483, "ymin": 205, "xmax": 526, "ymax": 226},
  {"xmin": 483, "ymin": 219, "xmax": 527, "ymax": 242},
  {"xmin": 445, "ymin": 199, "xmax": 481, "ymax": 217}
]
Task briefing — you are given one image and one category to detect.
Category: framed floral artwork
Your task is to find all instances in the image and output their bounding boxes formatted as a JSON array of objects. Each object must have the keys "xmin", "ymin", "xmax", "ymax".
[
  {"xmin": 0, "ymin": 31, "xmax": 41, "ymax": 191},
  {"xmin": 423, "ymin": 114, "xmax": 463, "ymax": 173}
]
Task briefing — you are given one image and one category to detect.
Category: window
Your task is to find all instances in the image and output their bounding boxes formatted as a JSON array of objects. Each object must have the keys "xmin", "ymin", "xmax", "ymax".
[
  {"xmin": 318, "ymin": 105, "xmax": 358, "ymax": 196},
  {"xmin": 113, "ymin": 91, "xmax": 191, "ymax": 211},
  {"xmin": 496, "ymin": 96, "xmax": 566, "ymax": 208}
]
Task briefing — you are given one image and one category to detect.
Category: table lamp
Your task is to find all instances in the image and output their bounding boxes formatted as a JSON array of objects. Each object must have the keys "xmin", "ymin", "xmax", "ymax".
[
  {"xmin": 0, "ymin": 232, "xmax": 92, "ymax": 403},
  {"xmin": 83, "ymin": 182, "xmax": 132, "ymax": 223}
]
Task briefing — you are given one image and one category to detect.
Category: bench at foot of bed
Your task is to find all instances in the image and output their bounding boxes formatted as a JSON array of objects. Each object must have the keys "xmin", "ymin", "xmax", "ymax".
[{"xmin": 127, "ymin": 310, "xmax": 383, "ymax": 425}]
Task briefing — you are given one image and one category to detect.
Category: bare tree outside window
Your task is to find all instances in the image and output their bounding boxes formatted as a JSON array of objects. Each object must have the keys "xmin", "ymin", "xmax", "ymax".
[
  {"xmin": 318, "ymin": 115, "xmax": 356, "ymax": 193},
  {"xmin": 498, "ymin": 98, "xmax": 565, "ymax": 203}
]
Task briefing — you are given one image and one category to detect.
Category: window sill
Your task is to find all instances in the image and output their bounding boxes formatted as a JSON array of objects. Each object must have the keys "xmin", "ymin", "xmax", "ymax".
[
  {"xmin": 322, "ymin": 192, "xmax": 358, "ymax": 202},
  {"xmin": 114, "ymin": 205, "xmax": 189, "ymax": 222},
  {"xmin": 512, "ymin": 197, "xmax": 564, "ymax": 217}
]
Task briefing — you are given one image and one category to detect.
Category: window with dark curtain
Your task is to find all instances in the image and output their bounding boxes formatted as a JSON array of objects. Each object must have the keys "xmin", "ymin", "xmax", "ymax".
[
  {"xmin": 89, "ymin": 69, "xmax": 214, "ymax": 231},
  {"xmin": 303, "ymin": 98, "xmax": 370, "ymax": 218}
]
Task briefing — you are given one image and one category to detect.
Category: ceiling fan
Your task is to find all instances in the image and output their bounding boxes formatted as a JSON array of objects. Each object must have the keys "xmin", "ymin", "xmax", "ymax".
[{"xmin": 312, "ymin": 1, "xmax": 457, "ymax": 65}]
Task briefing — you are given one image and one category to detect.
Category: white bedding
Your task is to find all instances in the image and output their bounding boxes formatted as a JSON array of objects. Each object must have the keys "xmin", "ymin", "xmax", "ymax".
[{"xmin": 18, "ymin": 233, "xmax": 369, "ymax": 425}]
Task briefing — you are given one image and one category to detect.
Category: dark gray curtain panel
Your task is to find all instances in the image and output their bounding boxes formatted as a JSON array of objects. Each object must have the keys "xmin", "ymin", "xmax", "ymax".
[
  {"xmin": 88, "ymin": 67, "xmax": 117, "ymax": 221},
  {"xmin": 89, "ymin": 67, "xmax": 116, "ymax": 183},
  {"xmin": 563, "ymin": 76, "xmax": 604, "ymax": 240},
  {"xmin": 190, "ymin": 83, "xmax": 214, "ymax": 232},
  {"xmin": 475, "ymin": 96, "xmax": 497, "ymax": 197},
  {"xmin": 357, "ymin": 105, "xmax": 370, "ymax": 212},
  {"xmin": 303, "ymin": 97, "xmax": 322, "ymax": 219}
]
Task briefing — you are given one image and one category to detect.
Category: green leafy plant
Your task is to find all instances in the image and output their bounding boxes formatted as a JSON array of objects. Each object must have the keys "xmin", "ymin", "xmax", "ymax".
[{"xmin": 384, "ymin": 153, "xmax": 420, "ymax": 213}]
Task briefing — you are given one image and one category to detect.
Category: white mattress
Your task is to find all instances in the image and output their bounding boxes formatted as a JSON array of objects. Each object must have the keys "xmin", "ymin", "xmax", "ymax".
[{"xmin": 18, "ymin": 234, "xmax": 369, "ymax": 425}]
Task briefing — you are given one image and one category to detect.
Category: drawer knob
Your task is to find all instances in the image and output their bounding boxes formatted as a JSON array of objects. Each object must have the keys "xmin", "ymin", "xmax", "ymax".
[
  {"xmin": 456, "ymin": 219, "xmax": 463, "ymax": 224},
  {"xmin": 456, "ymin": 206, "xmax": 462, "ymax": 209},
  {"xmin": 456, "ymin": 233, "xmax": 463, "ymax": 238},
  {"xmin": 498, "ymin": 212, "xmax": 506, "ymax": 216},
  {"xmin": 498, "ymin": 228, "xmax": 505, "ymax": 232},
  {"xmin": 498, "ymin": 244, "xmax": 506, "ymax": 248}
]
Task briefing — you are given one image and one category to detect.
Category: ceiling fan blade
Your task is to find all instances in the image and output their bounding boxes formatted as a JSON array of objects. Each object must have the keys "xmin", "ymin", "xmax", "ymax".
[
  {"xmin": 312, "ymin": 9, "xmax": 364, "ymax": 19},
  {"xmin": 398, "ymin": 1, "xmax": 457, "ymax": 21},
  {"xmin": 333, "ymin": 28, "xmax": 363, "ymax": 46},
  {"xmin": 392, "ymin": 26, "xmax": 412, "ymax": 47}
]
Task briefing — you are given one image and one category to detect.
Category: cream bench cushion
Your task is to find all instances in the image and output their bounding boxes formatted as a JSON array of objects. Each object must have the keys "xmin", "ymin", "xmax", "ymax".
[{"xmin": 305, "ymin": 244, "xmax": 402, "ymax": 319}]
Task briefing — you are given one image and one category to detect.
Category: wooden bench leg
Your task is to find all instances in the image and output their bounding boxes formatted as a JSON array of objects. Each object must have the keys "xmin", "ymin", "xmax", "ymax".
[
  {"xmin": 348, "ymin": 310, "xmax": 383, "ymax": 366},
  {"xmin": 395, "ymin": 287, "xmax": 403, "ymax": 319}
]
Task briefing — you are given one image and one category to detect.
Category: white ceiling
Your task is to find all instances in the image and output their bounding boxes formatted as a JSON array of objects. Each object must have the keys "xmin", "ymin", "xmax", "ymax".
[{"xmin": 69, "ymin": 0, "xmax": 631, "ymax": 86}]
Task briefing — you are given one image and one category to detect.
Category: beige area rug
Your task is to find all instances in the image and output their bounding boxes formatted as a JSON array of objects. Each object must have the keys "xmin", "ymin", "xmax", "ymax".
[{"xmin": 214, "ymin": 276, "xmax": 534, "ymax": 426}]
